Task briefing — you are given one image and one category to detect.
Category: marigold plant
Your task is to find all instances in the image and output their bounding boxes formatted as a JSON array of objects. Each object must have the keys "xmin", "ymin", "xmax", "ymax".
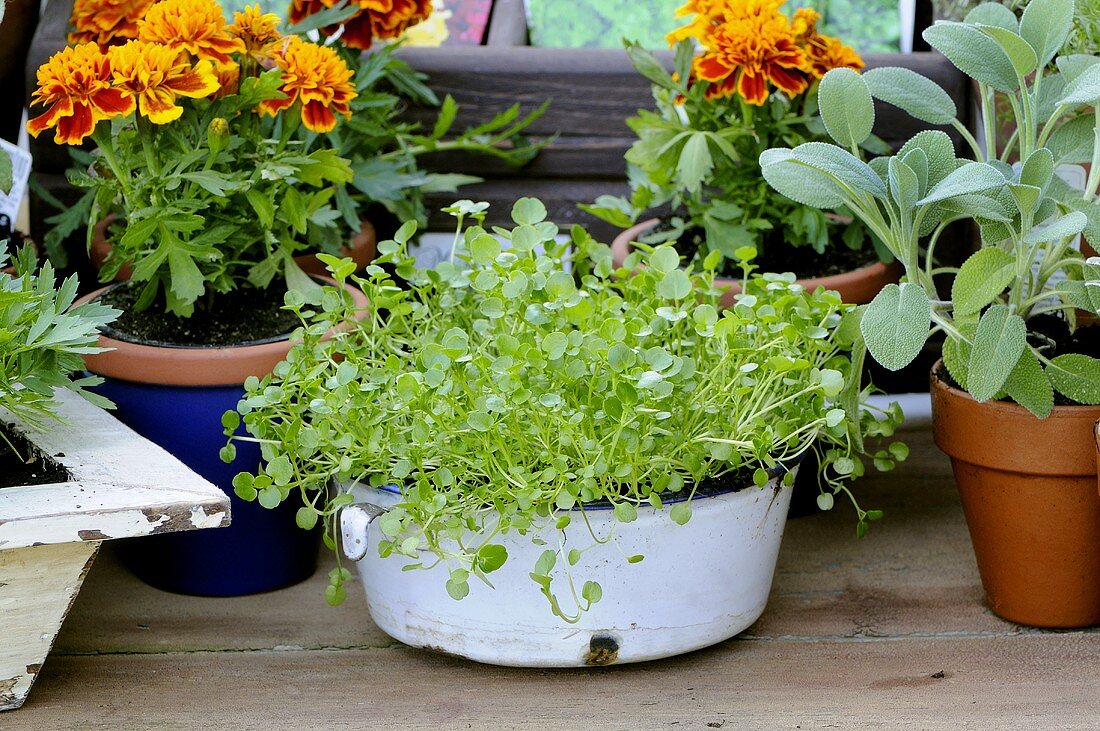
[
  {"xmin": 585, "ymin": 0, "xmax": 887, "ymax": 277},
  {"xmin": 282, "ymin": 0, "xmax": 546, "ymax": 229},
  {"xmin": 32, "ymin": 0, "xmax": 356, "ymax": 316}
]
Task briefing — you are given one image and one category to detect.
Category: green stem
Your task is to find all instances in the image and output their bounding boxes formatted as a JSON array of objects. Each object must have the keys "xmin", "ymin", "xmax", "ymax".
[
  {"xmin": 951, "ymin": 119, "xmax": 984, "ymax": 160},
  {"xmin": 90, "ymin": 126, "xmax": 133, "ymax": 200},
  {"xmin": 980, "ymin": 84, "xmax": 997, "ymax": 162}
]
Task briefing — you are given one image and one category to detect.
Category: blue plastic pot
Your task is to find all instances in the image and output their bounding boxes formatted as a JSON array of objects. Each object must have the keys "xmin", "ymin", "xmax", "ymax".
[{"xmin": 96, "ymin": 376, "xmax": 319, "ymax": 596}]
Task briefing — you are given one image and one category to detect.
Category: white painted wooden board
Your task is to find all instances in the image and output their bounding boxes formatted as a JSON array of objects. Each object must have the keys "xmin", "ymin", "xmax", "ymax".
[
  {"xmin": 0, "ymin": 389, "xmax": 229, "ymax": 711},
  {"xmin": 0, "ymin": 542, "xmax": 98, "ymax": 711},
  {"xmin": 0, "ymin": 389, "xmax": 230, "ymax": 550}
]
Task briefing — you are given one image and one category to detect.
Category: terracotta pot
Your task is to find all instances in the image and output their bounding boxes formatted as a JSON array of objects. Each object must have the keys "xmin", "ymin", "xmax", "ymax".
[
  {"xmin": 612, "ymin": 219, "xmax": 901, "ymax": 307},
  {"xmin": 91, "ymin": 218, "xmax": 377, "ymax": 283},
  {"xmin": 76, "ymin": 277, "xmax": 368, "ymax": 386},
  {"xmin": 1096, "ymin": 420, "xmax": 1100, "ymax": 498},
  {"xmin": 930, "ymin": 363, "xmax": 1100, "ymax": 628}
]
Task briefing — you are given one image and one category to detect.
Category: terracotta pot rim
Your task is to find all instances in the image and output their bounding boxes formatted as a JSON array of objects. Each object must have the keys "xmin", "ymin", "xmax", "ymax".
[
  {"xmin": 930, "ymin": 360, "xmax": 1100, "ymax": 420},
  {"xmin": 931, "ymin": 359, "xmax": 1100, "ymax": 476},
  {"xmin": 77, "ymin": 277, "xmax": 368, "ymax": 387},
  {"xmin": 611, "ymin": 218, "xmax": 900, "ymax": 303}
]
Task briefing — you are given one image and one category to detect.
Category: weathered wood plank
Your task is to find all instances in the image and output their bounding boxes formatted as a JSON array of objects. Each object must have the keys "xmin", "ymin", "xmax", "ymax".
[
  {"xmin": 8, "ymin": 635, "xmax": 1100, "ymax": 729},
  {"xmin": 6, "ymin": 427, "xmax": 1100, "ymax": 728},
  {"xmin": 397, "ymin": 49, "xmax": 967, "ymax": 146},
  {"xmin": 0, "ymin": 390, "xmax": 229, "ymax": 551},
  {"xmin": 0, "ymin": 541, "xmax": 98, "ymax": 711}
]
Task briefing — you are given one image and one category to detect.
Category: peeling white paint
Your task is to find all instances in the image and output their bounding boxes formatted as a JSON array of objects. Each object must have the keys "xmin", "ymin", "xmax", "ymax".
[
  {"xmin": 0, "ymin": 509, "xmax": 172, "ymax": 549},
  {"xmin": 189, "ymin": 507, "xmax": 228, "ymax": 530},
  {"xmin": 0, "ymin": 542, "xmax": 98, "ymax": 711}
]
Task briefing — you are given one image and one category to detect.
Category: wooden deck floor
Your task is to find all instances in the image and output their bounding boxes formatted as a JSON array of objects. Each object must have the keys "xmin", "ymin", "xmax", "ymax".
[{"xmin": 6, "ymin": 427, "xmax": 1100, "ymax": 729}]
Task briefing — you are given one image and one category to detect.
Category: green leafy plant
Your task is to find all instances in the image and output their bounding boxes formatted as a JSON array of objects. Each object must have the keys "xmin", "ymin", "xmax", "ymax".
[
  {"xmin": 583, "ymin": 1, "xmax": 888, "ymax": 277},
  {"xmin": 791, "ymin": 0, "xmax": 902, "ymax": 54},
  {"xmin": 0, "ymin": 242, "xmax": 119, "ymax": 430},
  {"xmin": 285, "ymin": 7, "xmax": 548, "ymax": 231},
  {"xmin": 526, "ymin": 0, "xmax": 681, "ymax": 49},
  {"xmin": 223, "ymin": 197, "xmax": 903, "ymax": 618},
  {"xmin": 760, "ymin": 0, "xmax": 1100, "ymax": 416},
  {"xmin": 1063, "ymin": 0, "xmax": 1100, "ymax": 55}
]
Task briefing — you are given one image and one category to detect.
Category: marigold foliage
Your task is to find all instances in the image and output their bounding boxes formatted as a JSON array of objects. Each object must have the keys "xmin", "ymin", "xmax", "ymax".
[{"xmin": 30, "ymin": 0, "xmax": 357, "ymax": 315}]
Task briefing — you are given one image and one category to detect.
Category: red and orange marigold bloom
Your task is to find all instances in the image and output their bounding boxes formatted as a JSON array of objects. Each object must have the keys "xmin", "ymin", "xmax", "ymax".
[
  {"xmin": 802, "ymin": 34, "xmax": 864, "ymax": 79},
  {"xmin": 693, "ymin": 9, "xmax": 808, "ymax": 105},
  {"xmin": 228, "ymin": 5, "xmax": 283, "ymax": 66},
  {"xmin": 108, "ymin": 40, "xmax": 220, "ymax": 124},
  {"xmin": 260, "ymin": 38, "xmax": 356, "ymax": 133},
  {"xmin": 289, "ymin": 0, "xmax": 432, "ymax": 51},
  {"xmin": 26, "ymin": 43, "xmax": 135, "ymax": 145},
  {"xmin": 69, "ymin": 0, "xmax": 157, "ymax": 48},
  {"xmin": 138, "ymin": 0, "xmax": 245, "ymax": 71}
]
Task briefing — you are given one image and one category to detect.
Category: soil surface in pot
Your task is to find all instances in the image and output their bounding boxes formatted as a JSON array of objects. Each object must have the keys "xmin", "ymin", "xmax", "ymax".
[
  {"xmin": 98, "ymin": 282, "xmax": 300, "ymax": 347},
  {"xmin": 579, "ymin": 463, "xmax": 789, "ymax": 509},
  {"xmin": 647, "ymin": 222, "xmax": 879, "ymax": 279},
  {"xmin": 0, "ymin": 423, "xmax": 71, "ymax": 488},
  {"xmin": 943, "ymin": 316, "xmax": 1100, "ymax": 406}
]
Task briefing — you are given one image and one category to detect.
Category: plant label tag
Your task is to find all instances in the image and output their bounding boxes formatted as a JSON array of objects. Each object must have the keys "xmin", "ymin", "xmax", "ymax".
[{"xmin": 0, "ymin": 140, "xmax": 32, "ymax": 237}]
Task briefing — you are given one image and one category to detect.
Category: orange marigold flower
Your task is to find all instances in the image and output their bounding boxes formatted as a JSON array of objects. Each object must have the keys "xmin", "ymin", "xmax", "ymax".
[
  {"xmin": 668, "ymin": 0, "xmax": 786, "ymax": 45},
  {"xmin": 108, "ymin": 40, "xmax": 220, "ymax": 124},
  {"xmin": 289, "ymin": 0, "xmax": 432, "ymax": 51},
  {"xmin": 667, "ymin": 0, "xmax": 731, "ymax": 44},
  {"xmin": 693, "ymin": 10, "xmax": 808, "ymax": 105},
  {"xmin": 228, "ymin": 5, "xmax": 283, "ymax": 65},
  {"xmin": 69, "ymin": 0, "xmax": 157, "ymax": 47},
  {"xmin": 26, "ymin": 43, "xmax": 135, "ymax": 145},
  {"xmin": 790, "ymin": 7, "xmax": 820, "ymax": 41},
  {"xmin": 260, "ymin": 38, "xmax": 356, "ymax": 133},
  {"xmin": 138, "ymin": 0, "xmax": 245, "ymax": 71},
  {"xmin": 802, "ymin": 34, "xmax": 864, "ymax": 79}
]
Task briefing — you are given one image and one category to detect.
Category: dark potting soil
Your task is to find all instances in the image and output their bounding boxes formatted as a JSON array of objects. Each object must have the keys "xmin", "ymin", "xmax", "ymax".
[
  {"xmin": 647, "ymin": 222, "xmax": 878, "ymax": 279},
  {"xmin": 582, "ymin": 463, "xmax": 791, "ymax": 510},
  {"xmin": 97, "ymin": 281, "xmax": 300, "ymax": 347},
  {"xmin": 0, "ymin": 422, "xmax": 70, "ymax": 488}
]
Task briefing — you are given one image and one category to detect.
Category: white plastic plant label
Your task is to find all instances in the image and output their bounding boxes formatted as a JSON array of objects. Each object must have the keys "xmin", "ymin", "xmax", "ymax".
[{"xmin": 0, "ymin": 139, "xmax": 32, "ymax": 237}]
